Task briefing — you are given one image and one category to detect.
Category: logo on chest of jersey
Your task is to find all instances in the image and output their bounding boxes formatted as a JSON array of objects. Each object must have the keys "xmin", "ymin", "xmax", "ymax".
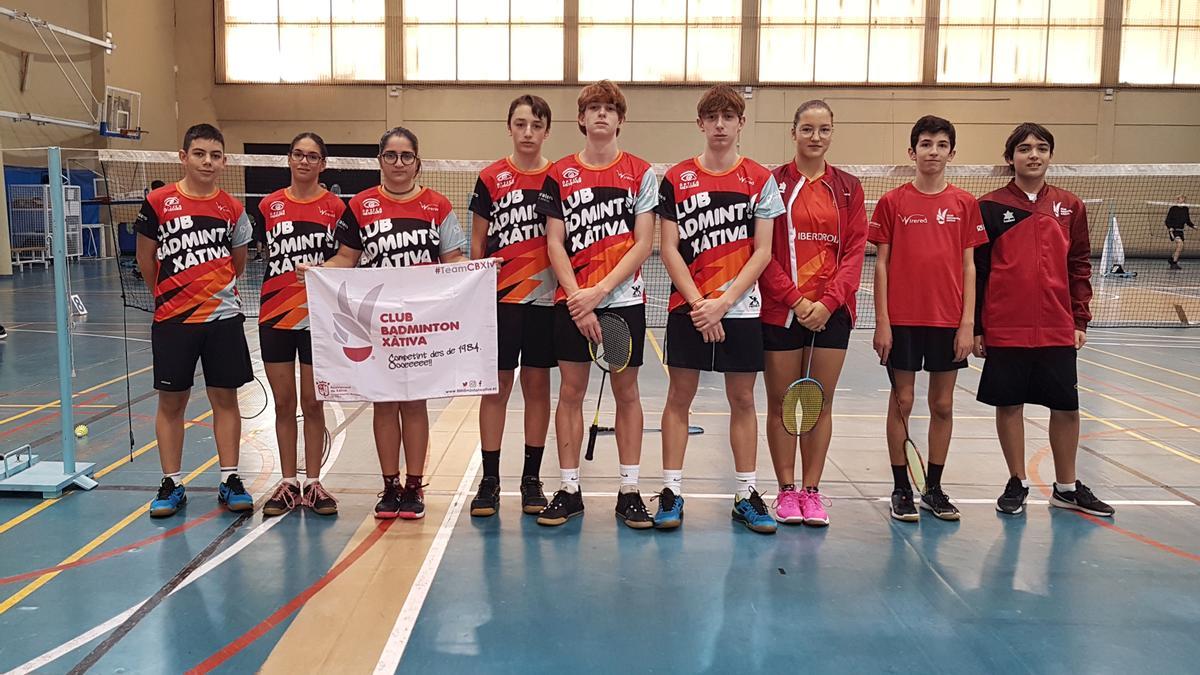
[
  {"xmin": 900, "ymin": 214, "xmax": 929, "ymax": 225},
  {"xmin": 678, "ymin": 170, "xmax": 700, "ymax": 191},
  {"xmin": 1003, "ymin": 210, "xmax": 1015, "ymax": 223},
  {"xmin": 676, "ymin": 192, "xmax": 755, "ymax": 257},
  {"xmin": 1053, "ymin": 201, "xmax": 1072, "ymax": 217},
  {"xmin": 163, "ymin": 195, "xmax": 182, "ymax": 214},
  {"xmin": 496, "ymin": 170, "xmax": 515, "ymax": 188},
  {"xmin": 419, "ymin": 202, "xmax": 439, "ymax": 214},
  {"xmin": 266, "ymin": 222, "xmax": 333, "ymax": 276},
  {"xmin": 362, "ymin": 197, "xmax": 383, "ymax": 216},
  {"xmin": 562, "ymin": 167, "xmax": 583, "ymax": 188},
  {"xmin": 269, "ymin": 200, "xmax": 286, "ymax": 218},
  {"xmin": 936, "ymin": 208, "xmax": 960, "ymax": 224},
  {"xmin": 215, "ymin": 202, "xmax": 232, "ymax": 219},
  {"xmin": 565, "ymin": 188, "xmax": 630, "ymax": 251}
]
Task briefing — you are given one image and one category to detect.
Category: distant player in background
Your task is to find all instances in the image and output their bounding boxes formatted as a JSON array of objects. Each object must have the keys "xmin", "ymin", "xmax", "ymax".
[{"xmin": 1166, "ymin": 194, "xmax": 1195, "ymax": 269}]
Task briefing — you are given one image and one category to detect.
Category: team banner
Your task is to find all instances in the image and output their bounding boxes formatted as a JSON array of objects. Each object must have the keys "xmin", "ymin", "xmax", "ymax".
[{"xmin": 307, "ymin": 261, "xmax": 499, "ymax": 402}]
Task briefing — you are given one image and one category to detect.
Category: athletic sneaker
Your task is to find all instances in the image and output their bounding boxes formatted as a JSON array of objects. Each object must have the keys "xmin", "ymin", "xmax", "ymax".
[
  {"xmin": 773, "ymin": 486, "xmax": 804, "ymax": 524},
  {"xmin": 470, "ymin": 475, "xmax": 501, "ymax": 517},
  {"xmin": 920, "ymin": 486, "xmax": 961, "ymax": 521},
  {"xmin": 0, "ymin": 325, "xmax": 7, "ymax": 339},
  {"xmin": 537, "ymin": 489, "xmax": 584, "ymax": 526},
  {"xmin": 890, "ymin": 487, "xmax": 918, "ymax": 522},
  {"xmin": 615, "ymin": 490, "xmax": 653, "ymax": 529},
  {"xmin": 996, "ymin": 476, "xmax": 1030, "ymax": 515},
  {"xmin": 520, "ymin": 476, "xmax": 549, "ymax": 514},
  {"xmin": 799, "ymin": 487, "xmax": 830, "ymax": 527},
  {"xmin": 376, "ymin": 481, "xmax": 403, "ymax": 519},
  {"xmin": 218, "ymin": 474, "xmax": 254, "ymax": 512},
  {"xmin": 397, "ymin": 482, "xmax": 426, "ymax": 519},
  {"xmin": 303, "ymin": 481, "xmax": 338, "ymax": 516},
  {"xmin": 732, "ymin": 489, "xmax": 777, "ymax": 534},
  {"xmin": 262, "ymin": 481, "xmax": 301, "ymax": 517},
  {"xmin": 652, "ymin": 488, "xmax": 684, "ymax": 529},
  {"xmin": 149, "ymin": 477, "xmax": 186, "ymax": 518},
  {"xmin": 1050, "ymin": 480, "xmax": 1115, "ymax": 517}
]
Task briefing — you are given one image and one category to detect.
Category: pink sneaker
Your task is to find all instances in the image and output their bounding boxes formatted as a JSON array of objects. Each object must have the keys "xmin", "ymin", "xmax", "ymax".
[
  {"xmin": 799, "ymin": 488, "xmax": 830, "ymax": 527},
  {"xmin": 773, "ymin": 487, "xmax": 804, "ymax": 524}
]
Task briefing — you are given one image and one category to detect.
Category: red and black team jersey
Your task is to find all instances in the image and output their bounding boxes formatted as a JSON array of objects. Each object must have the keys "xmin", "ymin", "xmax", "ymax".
[
  {"xmin": 869, "ymin": 183, "xmax": 987, "ymax": 328},
  {"xmin": 535, "ymin": 152, "xmax": 658, "ymax": 308},
  {"xmin": 335, "ymin": 186, "xmax": 467, "ymax": 268},
  {"xmin": 258, "ymin": 188, "xmax": 345, "ymax": 330},
  {"xmin": 656, "ymin": 157, "xmax": 784, "ymax": 318},
  {"xmin": 134, "ymin": 183, "xmax": 253, "ymax": 324},
  {"xmin": 468, "ymin": 158, "xmax": 556, "ymax": 305}
]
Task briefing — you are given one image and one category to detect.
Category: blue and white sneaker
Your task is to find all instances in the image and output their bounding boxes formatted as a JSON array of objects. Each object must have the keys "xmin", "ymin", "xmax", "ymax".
[
  {"xmin": 653, "ymin": 488, "xmax": 684, "ymax": 529},
  {"xmin": 217, "ymin": 473, "xmax": 254, "ymax": 512},
  {"xmin": 732, "ymin": 488, "xmax": 777, "ymax": 534},
  {"xmin": 149, "ymin": 477, "xmax": 186, "ymax": 518}
]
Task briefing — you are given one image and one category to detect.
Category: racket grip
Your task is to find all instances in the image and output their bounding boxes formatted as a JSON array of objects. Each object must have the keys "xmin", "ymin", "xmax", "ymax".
[{"xmin": 585, "ymin": 425, "xmax": 599, "ymax": 461}]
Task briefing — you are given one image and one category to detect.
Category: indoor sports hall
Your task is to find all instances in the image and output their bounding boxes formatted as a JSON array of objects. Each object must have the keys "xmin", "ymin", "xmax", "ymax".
[{"xmin": 1, "ymin": 2, "xmax": 1199, "ymax": 673}]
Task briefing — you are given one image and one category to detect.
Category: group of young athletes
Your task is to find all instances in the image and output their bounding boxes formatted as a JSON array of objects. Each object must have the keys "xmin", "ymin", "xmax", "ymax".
[{"xmin": 133, "ymin": 79, "xmax": 1116, "ymax": 534}]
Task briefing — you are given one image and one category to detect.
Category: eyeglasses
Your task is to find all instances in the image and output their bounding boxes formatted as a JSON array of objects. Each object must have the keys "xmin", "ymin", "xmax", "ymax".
[
  {"xmin": 289, "ymin": 150, "xmax": 324, "ymax": 164},
  {"xmin": 379, "ymin": 151, "xmax": 418, "ymax": 166},
  {"xmin": 797, "ymin": 125, "xmax": 834, "ymax": 139}
]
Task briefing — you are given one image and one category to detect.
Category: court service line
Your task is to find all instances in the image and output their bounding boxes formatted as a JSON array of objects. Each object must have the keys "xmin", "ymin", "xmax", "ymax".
[
  {"xmin": 10, "ymin": 328, "xmax": 152, "ymax": 344},
  {"xmin": 1078, "ymin": 379, "xmax": 1200, "ymax": 437},
  {"xmin": 1086, "ymin": 345, "xmax": 1200, "ymax": 384},
  {"xmin": 0, "ymin": 404, "xmax": 117, "ymax": 409},
  {"xmin": 1078, "ymin": 355, "xmax": 1200, "ymax": 400},
  {"xmin": 0, "ymin": 364, "xmax": 153, "ymax": 426}
]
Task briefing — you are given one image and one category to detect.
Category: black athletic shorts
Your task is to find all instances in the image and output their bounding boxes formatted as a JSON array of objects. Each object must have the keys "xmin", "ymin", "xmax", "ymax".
[
  {"xmin": 762, "ymin": 306, "xmax": 852, "ymax": 351},
  {"xmin": 151, "ymin": 315, "xmax": 253, "ymax": 392},
  {"xmin": 665, "ymin": 313, "xmax": 763, "ymax": 372},
  {"xmin": 976, "ymin": 346, "xmax": 1079, "ymax": 411},
  {"xmin": 554, "ymin": 303, "xmax": 646, "ymax": 368},
  {"xmin": 497, "ymin": 303, "xmax": 557, "ymax": 370},
  {"xmin": 1169, "ymin": 228, "xmax": 1185, "ymax": 242},
  {"xmin": 887, "ymin": 325, "xmax": 967, "ymax": 372},
  {"xmin": 259, "ymin": 325, "xmax": 313, "ymax": 365}
]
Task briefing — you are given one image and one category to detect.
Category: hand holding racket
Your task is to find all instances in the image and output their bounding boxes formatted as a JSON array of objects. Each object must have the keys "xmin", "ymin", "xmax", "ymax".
[
  {"xmin": 883, "ymin": 360, "xmax": 926, "ymax": 494},
  {"xmin": 782, "ymin": 334, "xmax": 824, "ymax": 435},
  {"xmin": 585, "ymin": 313, "xmax": 633, "ymax": 461}
]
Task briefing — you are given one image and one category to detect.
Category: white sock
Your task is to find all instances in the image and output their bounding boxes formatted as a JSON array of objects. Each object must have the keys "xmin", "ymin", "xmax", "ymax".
[
  {"xmin": 220, "ymin": 467, "xmax": 238, "ymax": 484},
  {"xmin": 619, "ymin": 464, "xmax": 639, "ymax": 493},
  {"xmin": 560, "ymin": 467, "xmax": 580, "ymax": 494},
  {"xmin": 734, "ymin": 471, "xmax": 756, "ymax": 500},
  {"xmin": 1056, "ymin": 481, "xmax": 1077, "ymax": 494},
  {"xmin": 163, "ymin": 471, "xmax": 181, "ymax": 484},
  {"xmin": 662, "ymin": 469, "xmax": 682, "ymax": 496},
  {"xmin": 282, "ymin": 476, "xmax": 300, "ymax": 487},
  {"xmin": 1020, "ymin": 478, "xmax": 1030, "ymax": 488}
]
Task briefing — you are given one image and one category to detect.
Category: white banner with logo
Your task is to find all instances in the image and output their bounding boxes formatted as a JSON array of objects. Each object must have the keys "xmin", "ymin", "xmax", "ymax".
[{"xmin": 307, "ymin": 261, "xmax": 499, "ymax": 402}]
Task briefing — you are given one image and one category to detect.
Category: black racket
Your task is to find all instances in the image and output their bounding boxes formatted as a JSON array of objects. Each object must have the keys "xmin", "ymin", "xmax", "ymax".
[
  {"xmin": 883, "ymin": 360, "xmax": 926, "ymax": 494},
  {"xmin": 239, "ymin": 375, "xmax": 269, "ymax": 420},
  {"xmin": 585, "ymin": 312, "xmax": 633, "ymax": 461}
]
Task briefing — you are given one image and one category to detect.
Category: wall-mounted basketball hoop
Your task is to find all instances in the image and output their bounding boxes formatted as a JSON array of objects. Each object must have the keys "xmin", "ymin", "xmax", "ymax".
[{"xmin": 98, "ymin": 86, "xmax": 145, "ymax": 140}]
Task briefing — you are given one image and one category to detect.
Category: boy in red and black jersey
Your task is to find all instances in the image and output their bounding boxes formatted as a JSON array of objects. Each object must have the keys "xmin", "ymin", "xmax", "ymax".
[
  {"xmin": 870, "ymin": 115, "xmax": 987, "ymax": 523},
  {"xmin": 466, "ymin": 95, "xmax": 556, "ymax": 518},
  {"xmin": 975, "ymin": 122, "xmax": 1114, "ymax": 518},
  {"xmin": 134, "ymin": 123, "xmax": 255, "ymax": 518},
  {"xmin": 534, "ymin": 80, "xmax": 658, "ymax": 528},
  {"xmin": 654, "ymin": 85, "xmax": 783, "ymax": 533}
]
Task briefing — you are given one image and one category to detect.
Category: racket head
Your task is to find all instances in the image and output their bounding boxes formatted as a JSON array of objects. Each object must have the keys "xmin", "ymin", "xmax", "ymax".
[
  {"xmin": 589, "ymin": 312, "xmax": 633, "ymax": 373},
  {"xmin": 239, "ymin": 375, "xmax": 269, "ymax": 420},
  {"xmin": 905, "ymin": 438, "xmax": 927, "ymax": 494},
  {"xmin": 781, "ymin": 377, "xmax": 825, "ymax": 435}
]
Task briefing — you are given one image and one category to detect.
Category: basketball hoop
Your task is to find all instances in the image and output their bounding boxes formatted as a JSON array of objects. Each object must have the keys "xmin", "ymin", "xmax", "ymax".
[{"xmin": 98, "ymin": 86, "xmax": 144, "ymax": 140}]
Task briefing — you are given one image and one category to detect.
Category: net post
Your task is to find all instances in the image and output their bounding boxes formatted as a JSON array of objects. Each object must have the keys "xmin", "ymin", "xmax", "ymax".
[{"xmin": 48, "ymin": 148, "xmax": 77, "ymax": 474}]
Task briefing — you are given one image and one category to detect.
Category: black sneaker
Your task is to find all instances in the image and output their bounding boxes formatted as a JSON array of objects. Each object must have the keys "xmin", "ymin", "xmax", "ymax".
[
  {"xmin": 397, "ymin": 482, "xmax": 426, "ymax": 519},
  {"xmin": 303, "ymin": 480, "xmax": 338, "ymax": 516},
  {"xmin": 262, "ymin": 481, "xmax": 302, "ymax": 517},
  {"xmin": 470, "ymin": 475, "xmax": 501, "ymax": 517},
  {"xmin": 520, "ymin": 476, "xmax": 548, "ymax": 514},
  {"xmin": 0, "ymin": 325, "xmax": 7, "ymax": 339},
  {"xmin": 996, "ymin": 476, "xmax": 1030, "ymax": 515},
  {"xmin": 375, "ymin": 481, "xmax": 402, "ymax": 519},
  {"xmin": 890, "ymin": 487, "xmax": 918, "ymax": 522},
  {"xmin": 537, "ymin": 488, "xmax": 584, "ymax": 526},
  {"xmin": 615, "ymin": 490, "xmax": 653, "ymax": 529},
  {"xmin": 1050, "ymin": 480, "xmax": 1115, "ymax": 517},
  {"xmin": 920, "ymin": 486, "xmax": 961, "ymax": 521}
]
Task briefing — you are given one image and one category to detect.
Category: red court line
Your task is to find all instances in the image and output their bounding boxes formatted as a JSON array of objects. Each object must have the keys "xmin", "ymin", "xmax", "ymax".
[
  {"xmin": 0, "ymin": 393, "xmax": 107, "ymax": 440},
  {"xmin": 187, "ymin": 519, "xmax": 397, "ymax": 674},
  {"xmin": 0, "ymin": 508, "xmax": 223, "ymax": 585},
  {"xmin": 1079, "ymin": 371, "xmax": 1200, "ymax": 424}
]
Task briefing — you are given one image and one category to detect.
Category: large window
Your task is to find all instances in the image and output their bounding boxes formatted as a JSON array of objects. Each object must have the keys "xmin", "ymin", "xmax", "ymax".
[
  {"xmin": 758, "ymin": 0, "xmax": 926, "ymax": 83},
  {"xmin": 578, "ymin": 0, "xmax": 742, "ymax": 82},
  {"xmin": 937, "ymin": 0, "xmax": 1105, "ymax": 84},
  {"xmin": 403, "ymin": 0, "xmax": 564, "ymax": 81},
  {"xmin": 1120, "ymin": 0, "xmax": 1200, "ymax": 84},
  {"xmin": 223, "ymin": 0, "xmax": 386, "ymax": 83}
]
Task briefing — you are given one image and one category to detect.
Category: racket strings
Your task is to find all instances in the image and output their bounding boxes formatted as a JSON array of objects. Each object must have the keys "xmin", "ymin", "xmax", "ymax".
[
  {"xmin": 782, "ymin": 380, "xmax": 824, "ymax": 435},
  {"xmin": 596, "ymin": 313, "xmax": 632, "ymax": 371}
]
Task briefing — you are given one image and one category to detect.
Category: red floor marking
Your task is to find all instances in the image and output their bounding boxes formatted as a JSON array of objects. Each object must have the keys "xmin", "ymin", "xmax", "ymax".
[
  {"xmin": 1079, "ymin": 372, "xmax": 1200, "ymax": 424},
  {"xmin": 186, "ymin": 519, "xmax": 397, "ymax": 674},
  {"xmin": 0, "ymin": 393, "xmax": 108, "ymax": 440}
]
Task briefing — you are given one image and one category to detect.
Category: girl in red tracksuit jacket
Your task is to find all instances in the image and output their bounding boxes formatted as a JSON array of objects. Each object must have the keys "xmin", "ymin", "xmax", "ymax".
[
  {"xmin": 758, "ymin": 100, "xmax": 868, "ymax": 527},
  {"xmin": 974, "ymin": 122, "xmax": 1114, "ymax": 519}
]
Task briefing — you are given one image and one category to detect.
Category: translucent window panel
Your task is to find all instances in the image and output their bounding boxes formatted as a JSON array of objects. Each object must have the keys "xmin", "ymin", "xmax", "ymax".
[
  {"xmin": 1176, "ymin": 28, "xmax": 1200, "ymax": 83},
  {"xmin": 279, "ymin": 0, "xmax": 331, "ymax": 23},
  {"xmin": 760, "ymin": 0, "xmax": 817, "ymax": 23},
  {"xmin": 332, "ymin": 0, "xmax": 386, "ymax": 23},
  {"xmin": 579, "ymin": 25, "xmax": 633, "ymax": 79},
  {"xmin": 817, "ymin": 0, "xmax": 870, "ymax": 22},
  {"xmin": 1120, "ymin": 27, "xmax": 1177, "ymax": 82},
  {"xmin": 511, "ymin": 25, "xmax": 565, "ymax": 79},
  {"xmin": 871, "ymin": 0, "xmax": 925, "ymax": 24},
  {"xmin": 1122, "ymin": 0, "xmax": 1179, "ymax": 25},
  {"xmin": 404, "ymin": 2, "xmax": 455, "ymax": 23},
  {"xmin": 815, "ymin": 25, "xmax": 868, "ymax": 81},
  {"xmin": 687, "ymin": 26, "xmax": 740, "ymax": 80},
  {"xmin": 937, "ymin": 26, "xmax": 992, "ymax": 81},
  {"xmin": 994, "ymin": 0, "xmax": 1048, "ymax": 24},
  {"xmin": 581, "ymin": 0, "xmax": 634, "ymax": 22},
  {"xmin": 225, "ymin": 0, "xmax": 276, "ymax": 23},
  {"xmin": 333, "ymin": 25, "xmax": 386, "ymax": 80},
  {"xmin": 512, "ymin": 0, "xmax": 566, "ymax": 22},
  {"xmin": 992, "ymin": 27, "xmax": 1046, "ymax": 82},
  {"xmin": 632, "ymin": 25, "xmax": 686, "ymax": 80},
  {"xmin": 459, "ymin": 0, "xmax": 510, "ymax": 23},
  {"xmin": 940, "ymin": 0, "xmax": 995, "ymax": 24},
  {"xmin": 1186, "ymin": 0, "xmax": 1200, "ymax": 24},
  {"xmin": 404, "ymin": 25, "xmax": 457, "ymax": 80},
  {"xmin": 635, "ymin": 0, "xmax": 686, "ymax": 22},
  {"xmin": 458, "ymin": 25, "xmax": 510, "ymax": 79},
  {"xmin": 1048, "ymin": 0, "xmax": 1104, "ymax": 24},
  {"xmin": 225, "ymin": 24, "xmax": 282, "ymax": 81},
  {"xmin": 868, "ymin": 25, "xmax": 923, "ymax": 81},
  {"xmin": 278, "ymin": 25, "xmax": 332, "ymax": 81},
  {"xmin": 690, "ymin": 0, "xmax": 743, "ymax": 22},
  {"xmin": 758, "ymin": 25, "xmax": 816, "ymax": 80},
  {"xmin": 1045, "ymin": 27, "xmax": 1101, "ymax": 82}
]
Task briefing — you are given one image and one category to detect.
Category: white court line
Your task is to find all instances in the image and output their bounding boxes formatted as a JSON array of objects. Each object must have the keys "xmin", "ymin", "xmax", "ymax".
[
  {"xmin": 4, "ymin": 403, "xmax": 350, "ymax": 675},
  {"xmin": 495, "ymin": 492, "xmax": 1196, "ymax": 507},
  {"xmin": 374, "ymin": 447, "xmax": 481, "ymax": 674},
  {"xmin": 10, "ymin": 328, "xmax": 151, "ymax": 344}
]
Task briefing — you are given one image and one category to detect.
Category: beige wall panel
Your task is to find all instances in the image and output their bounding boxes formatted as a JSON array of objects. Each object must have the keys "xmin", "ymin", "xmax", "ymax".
[
  {"xmin": 104, "ymin": 0, "xmax": 178, "ymax": 151},
  {"xmin": 213, "ymin": 86, "xmax": 385, "ymax": 122},
  {"xmin": 1114, "ymin": 91, "xmax": 1200, "ymax": 125},
  {"xmin": 1113, "ymin": 126, "xmax": 1200, "ymax": 163}
]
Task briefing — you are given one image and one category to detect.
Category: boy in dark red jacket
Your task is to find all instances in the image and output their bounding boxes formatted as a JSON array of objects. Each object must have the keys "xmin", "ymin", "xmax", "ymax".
[{"xmin": 974, "ymin": 122, "xmax": 1114, "ymax": 518}]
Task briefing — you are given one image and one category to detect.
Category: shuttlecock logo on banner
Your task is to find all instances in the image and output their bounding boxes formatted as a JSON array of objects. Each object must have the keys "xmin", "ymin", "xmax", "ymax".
[{"xmin": 332, "ymin": 281, "xmax": 383, "ymax": 362}]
